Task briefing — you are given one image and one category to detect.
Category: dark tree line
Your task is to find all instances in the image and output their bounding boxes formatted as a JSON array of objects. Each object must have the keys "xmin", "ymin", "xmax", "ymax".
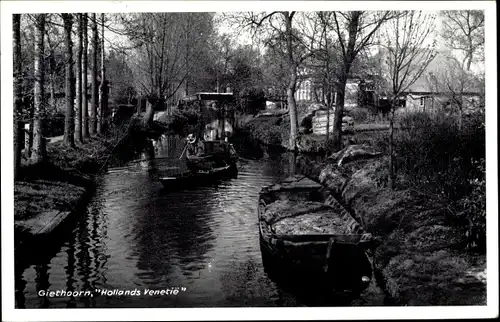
[{"xmin": 13, "ymin": 13, "xmax": 108, "ymax": 178}]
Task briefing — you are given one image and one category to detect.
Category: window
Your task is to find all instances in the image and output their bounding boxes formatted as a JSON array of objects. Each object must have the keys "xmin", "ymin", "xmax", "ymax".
[{"xmin": 420, "ymin": 97, "xmax": 425, "ymax": 106}]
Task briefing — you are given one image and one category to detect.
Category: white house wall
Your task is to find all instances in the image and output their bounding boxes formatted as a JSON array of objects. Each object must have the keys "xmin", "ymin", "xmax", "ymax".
[
  {"xmin": 295, "ymin": 78, "xmax": 361, "ymax": 108},
  {"xmin": 344, "ymin": 83, "xmax": 359, "ymax": 109},
  {"xmin": 405, "ymin": 93, "xmax": 480, "ymax": 113}
]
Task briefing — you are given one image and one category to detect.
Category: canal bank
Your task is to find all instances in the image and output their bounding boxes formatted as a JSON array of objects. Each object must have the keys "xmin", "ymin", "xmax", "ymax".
[
  {"xmin": 234, "ymin": 114, "xmax": 486, "ymax": 306},
  {"xmin": 233, "ymin": 112, "xmax": 329, "ymax": 153},
  {"xmin": 14, "ymin": 110, "xmax": 486, "ymax": 307},
  {"xmin": 233, "ymin": 108, "xmax": 362, "ymax": 154},
  {"xmin": 14, "ymin": 118, "xmax": 169, "ymax": 246},
  {"xmin": 17, "ymin": 134, "xmax": 384, "ymax": 308},
  {"xmin": 297, "ymin": 154, "xmax": 486, "ymax": 305}
]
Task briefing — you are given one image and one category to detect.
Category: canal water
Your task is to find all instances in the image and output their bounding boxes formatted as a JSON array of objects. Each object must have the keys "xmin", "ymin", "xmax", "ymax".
[{"xmin": 15, "ymin": 121, "xmax": 385, "ymax": 308}]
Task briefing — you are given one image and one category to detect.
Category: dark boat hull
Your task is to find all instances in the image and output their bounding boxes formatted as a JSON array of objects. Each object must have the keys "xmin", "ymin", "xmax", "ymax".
[
  {"xmin": 159, "ymin": 164, "xmax": 237, "ymax": 191},
  {"xmin": 258, "ymin": 231, "xmax": 372, "ymax": 292},
  {"xmin": 257, "ymin": 177, "xmax": 373, "ymax": 292}
]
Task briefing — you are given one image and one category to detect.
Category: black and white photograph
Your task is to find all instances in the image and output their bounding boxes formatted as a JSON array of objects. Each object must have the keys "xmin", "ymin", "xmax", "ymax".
[{"xmin": 1, "ymin": 1, "xmax": 497, "ymax": 320}]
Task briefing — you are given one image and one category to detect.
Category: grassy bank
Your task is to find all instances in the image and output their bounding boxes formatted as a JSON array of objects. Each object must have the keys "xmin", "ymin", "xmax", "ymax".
[
  {"xmin": 297, "ymin": 155, "xmax": 486, "ymax": 305},
  {"xmin": 15, "ymin": 117, "xmax": 168, "ymax": 240},
  {"xmin": 236, "ymin": 114, "xmax": 289, "ymax": 148},
  {"xmin": 241, "ymin": 110, "xmax": 487, "ymax": 303},
  {"xmin": 295, "ymin": 109, "xmax": 486, "ymax": 305},
  {"xmin": 236, "ymin": 113, "xmax": 378, "ymax": 154}
]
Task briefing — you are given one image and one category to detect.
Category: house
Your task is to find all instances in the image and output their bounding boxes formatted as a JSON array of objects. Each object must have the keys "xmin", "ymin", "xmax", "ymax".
[
  {"xmin": 294, "ymin": 48, "xmax": 483, "ymax": 118},
  {"xmin": 375, "ymin": 48, "xmax": 483, "ymax": 113},
  {"xmin": 294, "ymin": 70, "xmax": 382, "ymax": 112},
  {"xmin": 401, "ymin": 58, "xmax": 482, "ymax": 113}
]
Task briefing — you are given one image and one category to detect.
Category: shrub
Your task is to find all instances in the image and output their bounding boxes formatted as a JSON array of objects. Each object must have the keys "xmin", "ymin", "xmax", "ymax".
[
  {"xmin": 456, "ymin": 158, "xmax": 486, "ymax": 251},
  {"xmin": 392, "ymin": 110, "xmax": 485, "ymax": 253},
  {"xmin": 239, "ymin": 115, "xmax": 285, "ymax": 147},
  {"xmin": 164, "ymin": 107, "xmax": 202, "ymax": 136},
  {"xmin": 348, "ymin": 107, "xmax": 370, "ymax": 123},
  {"xmin": 394, "ymin": 110, "xmax": 484, "ymax": 199},
  {"xmin": 238, "ymin": 86, "xmax": 266, "ymax": 115}
]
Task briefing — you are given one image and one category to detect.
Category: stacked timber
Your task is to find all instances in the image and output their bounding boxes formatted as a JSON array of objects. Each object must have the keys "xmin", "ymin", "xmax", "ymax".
[{"xmin": 312, "ymin": 109, "xmax": 335, "ymax": 135}]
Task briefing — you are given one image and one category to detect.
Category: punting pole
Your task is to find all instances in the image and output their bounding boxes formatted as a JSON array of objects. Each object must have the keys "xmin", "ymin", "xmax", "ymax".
[{"xmin": 179, "ymin": 143, "xmax": 188, "ymax": 159}]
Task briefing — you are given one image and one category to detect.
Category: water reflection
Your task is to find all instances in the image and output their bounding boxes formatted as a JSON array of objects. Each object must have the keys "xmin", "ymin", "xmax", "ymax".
[
  {"xmin": 34, "ymin": 263, "xmax": 50, "ymax": 308},
  {"xmin": 14, "ymin": 123, "xmax": 382, "ymax": 308},
  {"xmin": 65, "ymin": 234, "xmax": 77, "ymax": 308},
  {"xmin": 14, "ymin": 262, "xmax": 27, "ymax": 308},
  {"xmin": 76, "ymin": 206, "xmax": 93, "ymax": 308}
]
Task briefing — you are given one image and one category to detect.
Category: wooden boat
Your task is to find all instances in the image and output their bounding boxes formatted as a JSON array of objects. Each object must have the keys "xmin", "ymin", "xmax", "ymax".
[
  {"xmin": 186, "ymin": 140, "xmax": 238, "ymax": 171},
  {"xmin": 258, "ymin": 175, "xmax": 374, "ymax": 292},
  {"xmin": 201, "ymin": 140, "xmax": 238, "ymax": 162},
  {"xmin": 159, "ymin": 164, "xmax": 236, "ymax": 191}
]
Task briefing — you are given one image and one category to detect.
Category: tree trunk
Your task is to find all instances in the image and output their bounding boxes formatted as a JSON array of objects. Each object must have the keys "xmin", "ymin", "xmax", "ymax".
[
  {"xmin": 27, "ymin": 105, "xmax": 34, "ymax": 158},
  {"xmin": 75, "ymin": 13, "xmax": 83, "ymax": 143},
  {"xmin": 285, "ymin": 12, "xmax": 298, "ymax": 151},
  {"xmin": 82, "ymin": 13, "xmax": 89, "ymax": 139},
  {"xmin": 332, "ymin": 12, "xmax": 359, "ymax": 152},
  {"xmin": 31, "ymin": 14, "xmax": 47, "ymax": 164},
  {"xmin": 90, "ymin": 13, "xmax": 98, "ymax": 135},
  {"xmin": 331, "ymin": 77, "xmax": 346, "ymax": 151},
  {"xmin": 322, "ymin": 20, "xmax": 331, "ymax": 147},
  {"xmin": 287, "ymin": 74, "xmax": 298, "ymax": 151},
  {"xmin": 325, "ymin": 90, "xmax": 332, "ymax": 143},
  {"xmin": 98, "ymin": 13, "xmax": 106, "ymax": 134},
  {"xmin": 46, "ymin": 33, "xmax": 57, "ymax": 113},
  {"xmin": 458, "ymin": 105, "xmax": 463, "ymax": 131},
  {"xmin": 144, "ymin": 99, "xmax": 155, "ymax": 128},
  {"xmin": 289, "ymin": 151, "xmax": 297, "ymax": 175},
  {"xmin": 185, "ymin": 26, "xmax": 189, "ymax": 96},
  {"xmin": 49, "ymin": 72, "xmax": 56, "ymax": 112},
  {"xmin": 388, "ymin": 103, "xmax": 396, "ymax": 190},
  {"xmin": 13, "ymin": 14, "xmax": 22, "ymax": 178},
  {"xmin": 466, "ymin": 37, "xmax": 473, "ymax": 71},
  {"xmin": 62, "ymin": 14, "xmax": 75, "ymax": 148},
  {"xmin": 137, "ymin": 97, "xmax": 142, "ymax": 115}
]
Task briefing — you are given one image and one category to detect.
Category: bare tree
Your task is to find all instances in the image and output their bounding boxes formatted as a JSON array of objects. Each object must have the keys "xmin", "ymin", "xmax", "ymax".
[
  {"xmin": 382, "ymin": 11, "xmax": 436, "ymax": 189},
  {"xmin": 75, "ymin": 13, "xmax": 83, "ymax": 143},
  {"xmin": 31, "ymin": 14, "xmax": 47, "ymax": 163},
  {"xmin": 262, "ymin": 47, "xmax": 289, "ymax": 109},
  {"xmin": 44, "ymin": 18, "xmax": 64, "ymax": 114},
  {"xmin": 121, "ymin": 13, "xmax": 214, "ymax": 127},
  {"xmin": 98, "ymin": 13, "xmax": 107, "ymax": 134},
  {"xmin": 441, "ymin": 10, "xmax": 484, "ymax": 71},
  {"xmin": 13, "ymin": 14, "xmax": 22, "ymax": 178},
  {"xmin": 283, "ymin": 11, "xmax": 299, "ymax": 150},
  {"xmin": 82, "ymin": 13, "xmax": 89, "ymax": 139},
  {"xmin": 62, "ymin": 14, "xmax": 75, "ymax": 147},
  {"xmin": 430, "ymin": 55, "xmax": 482, "ymax": 130},
  {"xmin": 90, "ymin": 13, "xmax": 98, "ymax": 135},
  {"xmin": 328, "ymin": 11, "xmax": 395, "ymax": 151},
  {"xmin": 208, "ymin": 34, "xmax": 234, "ymax": 95},
  {"xmin": 182, "ymin": 13, "xmax": 195, "ymax": 96},
  {"xmin": 315, "ymin": 12, "xmax": 342, "ymax": 145},
  {"xmin": 228, "ymin": 11, "xmax": 318, "ymax": 150}
]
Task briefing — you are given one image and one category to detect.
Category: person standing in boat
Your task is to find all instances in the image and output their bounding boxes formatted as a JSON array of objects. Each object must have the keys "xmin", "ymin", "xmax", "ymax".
[
  {"xmin": 186, "ymin": 133, "xmax": 205, "ymax": 158},
  {"xmin": 185, "ymin": 133, "xmax": 216, "ymax": 172}
]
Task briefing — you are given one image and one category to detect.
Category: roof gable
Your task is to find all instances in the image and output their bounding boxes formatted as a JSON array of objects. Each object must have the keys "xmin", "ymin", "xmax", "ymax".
[{"xmin": 376, "ymin": 47, "xmax": 483, "ymax": 94}]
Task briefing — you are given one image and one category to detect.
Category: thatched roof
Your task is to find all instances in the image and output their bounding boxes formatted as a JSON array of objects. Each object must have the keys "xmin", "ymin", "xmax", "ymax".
[{"xmin": 375, "ymin": 48, "xmax": 483, "ymax": 95}]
